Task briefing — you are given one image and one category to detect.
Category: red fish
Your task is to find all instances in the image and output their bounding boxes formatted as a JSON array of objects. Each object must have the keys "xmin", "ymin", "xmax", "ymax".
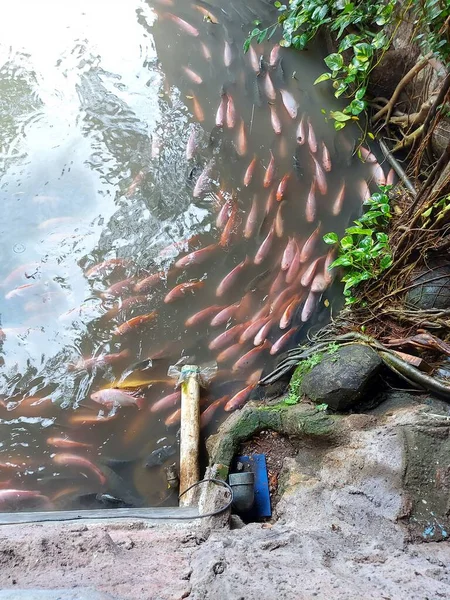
[
  {"xmin": 386, "ymin": 168, "xmax": 396, "ymax": 186},
  {"xmin": 297, "ymin": 115, "xmax": 306, "ymax": 144},
  {"xmin": 306, "ymin": 178, "xmax": 316, "ymax": 223},
  {"xmin": 244, "ymin": 195, "xmax": 258, "ymax": 239},
  {"xmin": 332, "ymin": 182, "xmax": 346, "ymax": 216},
  {"xmin": 193, "ymin": 159, "xmax": 214, "ymax": 198},
  {"xmin": 264, "ymin": 150, "xmax": 275, "ymax": 188},
  {"xmin": 219, "ymin": 203, "xmax": 238, "ymax": 247},
  {"xmin": 134, "ymin": 271, "xmax": 165, "ymax": 293},
  {"xmin": 166, "ymin": 13, "xmax": 199, "ymax": 37},
  {"xmin": 232, "ymin": 341, "xmax": 271, "ymax": 372},
  {"xmin": 53, "ymin": 454, "xmax": 106, "ymax": 485},
  {"xmin": 201, "ymin": 42, "xmax": 211, "ymax": 61},
  {"xmin": 266, "ymin": 188, "xmax": 277, "ymax": 217},
  {"xmin": 216, "ymin": 342, "xmax": 243, "ymax": 363},
  {"xmin": 270, "ymin": 327, "xmax": 297, "ymax": 355},
  {"xmin": 200, "ymin": 395, "xmax": 229, "ymax": 427},
  {"xmin": 0, "ymin": 489, "xmax": 52, "ymax": 510},
  {"xmin": 243, "ymin": 155, "xmax": 257, "ymax": 186},
  {"xmin": 311, "ymin": 272, "xmax": 328, "ymax": 293},
  {"xmin": 185, "ymin": 305, "xmax": 223, "ymax": 327},
  {"xmin": 281, "ymin": 237, "xmax": 297, "ymax": 271},
  {"xmin": 276, "ymin": 173, "xmax": 290, "ymax": 202},
  {"xmin": 209, "ymin": 324, "xmax": 245, "ymax": 351},
  {"xmin": 85, "ymin": 258, "xmax": 131, "ymax": 278},
  {"xmin": 47, "ymin": 437, "xmax": 92, "ymax": 449},
  {"xmin": 3, "ymin": 262, "xmax": 41, "ymax": 286},
  {"xmin": 165, "ymin": 408, "xmax": 181, "ymax": 427},
  {"xmin": 211, "ymin": 301, "xmax": 240, "ymax": 326},
  {"xmin": 279, "ymin": 89, "xmax": 298, "ymax": 119},
  {"xmin": 269, "ymin": 104, "xmax": 282, "ymax": 134},
  {"xmin": 359, "ymin": 146, "xmax": 377, "ymax": 163},
  {"xmin": 301, "ymin": 290, "xmax": 319, "ymax": 322},
  {"xmin": 301, "ymin": 256, "xmax": 324, "ymax": 287},
  {"xmin": 236, "ymin": 120, "xmax": 247, "ymax": 156},
  {"xmin": 270, "ymin": 288, "xmax": 294, "ymax": 314},
  {"xmin": 224, "ymin": 40, "xmax": 233, "ymax": 67},
  {"xmin": 269, "ymin": 270, "xmax": 285, "ymax": 296},
  {"xmin": 71, "ymin": 349, "xmax": 130, "ymax": 371},
  {"xmin": 101, "ymin": 277, "xmax": 135, "ymax": 299},
  {"xmin": 240, "ymin": 316, "xmax": 270, "ymax": 343},
  {"xmin": 254, "ymin": 223, "xmax": 275, "ymax": 264},
  {"xmin": 299, "ymin": 222, "xmax": 321, "ymax": 263},
  {"xmin": 91, "ymin": 388, "xmax": 144, "ymax": 409},
  {"xmin": 321, "ymin": 141, "xmax": 332, "ymax": 172},
  {"xmin": 285, "ymin": 248, "xmax": 301, "ymax": 284},
  {"xmin": 216, "ymin": 257, "xmax": 249, "ymax": 297},
  {"xmin": 359, "ymin": 179, "xmax": 371, "ymax": 202},
  {"xmin": 279, "ymin": 296, "xmax": 299, "ymax": 329},
  {"xmin": 150, "ymin": 391, "xmax": 180, "ymax": 413},
  {"xmin": 269, "ymin": 44, "xmax": 281, "ymax": 67},
  {"xmin": 311, "ymin": 154, "xmax": 327, "ymax": 195},
  {"xmin": 371, "ymin": 162, "xmax": 386, "ymax": 186},
  {"xmin": 275, "ymin": 201, "xmax": 285, "ymax": 237},
  {"xmin": 226, "ymin": 93, "xmax": 236, "ymax": 128},
  {"xmin": 190, "ymin": 93, "xmax": 205, "ymax": 122},
  {"xmin": 216, "ymin": 196, "xmax": 233, "ymax": 229},
  {"xmin": 324, "ymin": 247, "xmax": 337, "ymax": 284},
  {"xmin": 114, "ymin": 311, "xmax": 157, "ymax": 335},
  {"xmin": 248, "ymin": 45, "xmax": 260, "ymax": 73},
  {"xmin": 224, "ymin": 384, "xmax": 255, "ymax": 412},
  {"xmin": 264, "ymin": 72, "xmax": 276, "ymax": 101},
  {"xmin": 253, "ymin": 318, "xmax": 273, "ymax": 346},
  {"xmin": 164, "ymin": 280, "xmax": 204, "ymax": 303},
  {"xmin": 307, "ymin": 118, "xmax": 317, "ymax": 153},
  {"xmin": 186, "ymin": 124, "xmax": 198, "ymax": 160},
  {"xmin": 70, "ymin": 413, "xmax": 117, "ymax": 425},
  {"xmin": 183, "ymin": 66, "xmax": 202, "ymax": 84},
  {"xmin": 175, "ymin": 244, "xmax": 218, "ymax": 268}
]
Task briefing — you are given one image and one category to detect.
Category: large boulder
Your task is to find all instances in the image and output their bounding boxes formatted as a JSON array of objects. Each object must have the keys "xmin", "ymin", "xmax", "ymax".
[{"xmin": 299, "ymin": 343, "xmax": 382, "ymax": 412}]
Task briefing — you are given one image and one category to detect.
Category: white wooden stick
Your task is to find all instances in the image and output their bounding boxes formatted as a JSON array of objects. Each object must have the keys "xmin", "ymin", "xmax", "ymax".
[{"xmin": 179, "ymin": 365, "xmax": 200, "ymax": 507}]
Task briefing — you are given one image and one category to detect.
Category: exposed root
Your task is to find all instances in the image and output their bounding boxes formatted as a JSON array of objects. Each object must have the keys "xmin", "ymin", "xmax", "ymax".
[
  {"xmin": 372, "ymin": 52, "xmax": 433, "ymax": 126},
  {"xmin": 391, "ymin": 125, "xmax": 424, "ymax": 152}
]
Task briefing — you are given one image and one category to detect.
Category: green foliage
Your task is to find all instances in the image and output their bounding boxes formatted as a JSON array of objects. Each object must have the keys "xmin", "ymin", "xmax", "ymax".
[
  {"xmin": 245, "ymin": 0, "xmax": 449, "ymax": 130},
  {"xmin": 286, "ymin": 352, "xmax": 324, "ymax": 404},
  {"xmin": 324, "ymin": 186, "xmax": 393, "ymax": 304}
]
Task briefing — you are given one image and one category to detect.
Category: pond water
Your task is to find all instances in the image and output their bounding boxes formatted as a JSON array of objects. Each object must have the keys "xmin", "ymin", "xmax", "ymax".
[{"xmin": 0, "ymin": 0, "xmax": 385, "ymax": 511}]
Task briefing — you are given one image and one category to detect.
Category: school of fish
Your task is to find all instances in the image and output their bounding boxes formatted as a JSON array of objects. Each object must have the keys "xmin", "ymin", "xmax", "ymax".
[{"xmin": 0, "ymin": 0, "xmax": 395, "ymax": 511}]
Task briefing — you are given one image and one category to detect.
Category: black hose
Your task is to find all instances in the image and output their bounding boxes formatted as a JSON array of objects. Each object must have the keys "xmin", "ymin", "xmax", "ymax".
[{"xmin": 0, "ymin": 479, "xmax": 234, "ymax": 525}]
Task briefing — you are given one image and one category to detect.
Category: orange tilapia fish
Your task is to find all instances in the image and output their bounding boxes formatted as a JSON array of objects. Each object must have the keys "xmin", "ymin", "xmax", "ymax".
[
  {"xmin": 52, "ymin": 454, "xmax": 106, "ymax": 485},
  {"xmin": 47, "ymin": 437, "xmax": 92, "ymax": 449},
  {"xmin": 264, "ymin": 151, "xmax": 275, "ymax": 188},
  {"xmin": 164, "ymin": 280, "xmax": 204, "ymax": 303},
  {"xmin": 114, "ymin": 311, "xmax": 157, "ymax": 335},
  {"xmin": 91, "ymin": 388, "xmax": 144, "ymax": 409},
  {"xmin": 85, "ymin": 258, "xmax": 131, "ymax": 278}
]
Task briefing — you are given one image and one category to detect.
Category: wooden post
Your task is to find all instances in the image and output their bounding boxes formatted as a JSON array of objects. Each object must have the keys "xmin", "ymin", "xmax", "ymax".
[{"xmin": 179, "ymin": 365, "xmax": 200, "ymax": 507}]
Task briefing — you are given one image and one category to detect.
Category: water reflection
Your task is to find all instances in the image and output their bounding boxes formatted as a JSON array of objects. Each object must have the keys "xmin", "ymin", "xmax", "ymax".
[{"xmin": 0, "ymin": 0, "xmax": 387, "ymax": 511}]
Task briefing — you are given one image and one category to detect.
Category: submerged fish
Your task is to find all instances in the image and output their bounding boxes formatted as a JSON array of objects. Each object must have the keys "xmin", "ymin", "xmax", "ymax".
[
  {"xmin": 279, "ymin": 89, "xmax": 298, "ymax": 119},
  {"xmin": 114, "ymin": 312, "xmax": 157, "ymax": 335},
  {"xmin": 264, "ymin": 150, "xmax": 276, "ymax": 188},
  {"xmin": 166, "ymin": 13, "xmax": 199, "ymax": 37},
  {"xmin": 91, "ymin": 388, "xmax": 144, "ymax": 410},
  {"xmin": 183, "ymin": 66, "xmax": 203, "ymax": 84},
  {"xmin": 164, "ymin": 280, "xmax": 204, "ymax": 303},
  {"xmin": 193, "ymin": 159, "xmax": 214, "ymax": 198},
  {"xmin": 269, "ymin": 104, "xmax": 282, "ymax": 134},
  {"xmin": 244, "ymin": 155, "xmax": 257, "ymax": 186},
  {"xmin": 53, "ymin": 453, "xmax": 106, "ymax": 485},
  {"xmin": 216, "ymin": 257, "xmax": 249, "ymax": 297}
]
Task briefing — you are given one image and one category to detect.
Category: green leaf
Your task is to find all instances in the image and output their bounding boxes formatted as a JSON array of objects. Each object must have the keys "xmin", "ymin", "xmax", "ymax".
[
  {"xmin": 334, "ymin": 121, "xmax": 346, "ymax": 130},
  {"xmin": 323, "ymin": 232, "xmax": 339, "ymax": 244},
  {"xmin": 345, "ymin": 227, "xmax": 373, "ymax": 235},
  {"xmin": 330, "ymin": 110, "xmax": 352, "ymax": 122},
  {"xmin": 324, "ymin": 53, "xmax": 344, "ymax": 71},
  {"xmin": 340, "ymin": 235, "xmax": 354, "ymax": 250},
  {"xmin": 353, "ymin": 42, "xmax": 373, "ymax": 62},
  {"xmin": 314, "ymin": 72, "xmax": 332, "ymax": 84}
]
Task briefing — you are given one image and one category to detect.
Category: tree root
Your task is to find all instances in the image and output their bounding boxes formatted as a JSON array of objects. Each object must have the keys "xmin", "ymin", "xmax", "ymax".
[
  {"xmin": 372, "ymin": 52, "xmax": 433, "ymax": 126},
  {"xmin": 391, "ymin": 125, "xmax": 424, "ymax": 153},
  {"xmin": 379, "ymin": 140, "xmax": 417, "ymax": 196},
  {"xmin": 260, "ymin": 332, "xmax": 450, "ymax": 402}
]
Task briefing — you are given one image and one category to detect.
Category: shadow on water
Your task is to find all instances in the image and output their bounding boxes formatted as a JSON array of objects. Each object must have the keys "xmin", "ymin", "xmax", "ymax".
[{"xmin": 0, "ymin": 0, "xmax": 383, "ymax": 510}]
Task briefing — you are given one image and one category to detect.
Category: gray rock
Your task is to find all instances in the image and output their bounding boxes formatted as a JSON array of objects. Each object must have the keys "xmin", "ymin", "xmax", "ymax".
[{"xmin": 300, "ymin": 343, "xmax": 382, "ymax": 411}]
